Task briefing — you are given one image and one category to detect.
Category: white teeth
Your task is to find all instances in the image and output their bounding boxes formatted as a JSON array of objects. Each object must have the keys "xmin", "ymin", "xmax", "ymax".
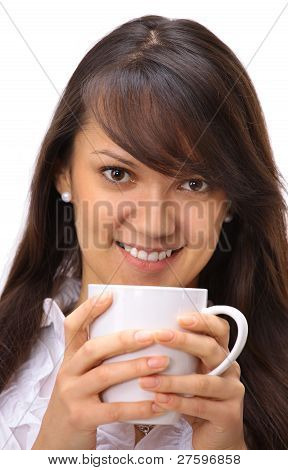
[
  {"xmin": 119, "ymin": 242, "xmax": 177, "ymax": 262},
  {"xmin": 147, "ymin": 251, "xmax": 159, "ymax": 262},
  {"xmin": 123, "ymin": 243, "xmax": 132, "ymax": 252},
  {"xmin": 130, "ymin": 247, "xmax": 138, "ymax": 257},
  {"xmin": 138, "ymin": 250, "xmax": 148, "ymax": 261}
]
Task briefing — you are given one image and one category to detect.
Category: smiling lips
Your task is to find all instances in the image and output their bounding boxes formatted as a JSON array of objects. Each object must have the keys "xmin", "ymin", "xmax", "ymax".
[
  {"xmin": 115, "ymin": 240, "xmax": 184, "ymax": 273},
  {"xmin": 116, "ymin": 240, "xmax": 183, "ymax": 262}
]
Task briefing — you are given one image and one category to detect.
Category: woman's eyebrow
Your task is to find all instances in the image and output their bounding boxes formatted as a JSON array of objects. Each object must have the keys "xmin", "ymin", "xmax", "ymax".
[{"xmin": 90, "ymin": 149, "xmax": 138, "ymax": 168}]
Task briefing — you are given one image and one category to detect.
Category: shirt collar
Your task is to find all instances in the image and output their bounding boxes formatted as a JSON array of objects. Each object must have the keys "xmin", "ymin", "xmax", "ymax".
[{"xmin": 41, "ymin": 276, "xmax": 81, "ymax": 329}]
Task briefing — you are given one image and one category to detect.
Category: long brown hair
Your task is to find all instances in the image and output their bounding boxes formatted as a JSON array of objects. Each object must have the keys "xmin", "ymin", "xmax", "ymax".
[{"xmin": 1, "ymin": 15, "xmax": 287, "ymax": 449}]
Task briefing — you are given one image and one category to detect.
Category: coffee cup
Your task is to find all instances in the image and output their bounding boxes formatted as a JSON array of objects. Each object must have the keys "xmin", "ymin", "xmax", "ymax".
[{"xmin": 89, "ymin": 284, "xmax": 248, "ymax": 425}]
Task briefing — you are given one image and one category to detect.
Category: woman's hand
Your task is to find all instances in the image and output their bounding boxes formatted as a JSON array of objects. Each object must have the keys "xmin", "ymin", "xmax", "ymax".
[
  {"xmin": 138, "ymin": 311, "xmax": 247, "ymax": 450},
  {"xmin": 32, "ymin": 294, "xmax": 169, "ymax": 450}
]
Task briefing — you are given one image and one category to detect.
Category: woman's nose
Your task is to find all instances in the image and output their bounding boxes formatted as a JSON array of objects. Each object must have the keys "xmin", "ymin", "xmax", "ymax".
[{"xmin": 127, "ymin": 199, "xmax": 177, "ymax": 240}]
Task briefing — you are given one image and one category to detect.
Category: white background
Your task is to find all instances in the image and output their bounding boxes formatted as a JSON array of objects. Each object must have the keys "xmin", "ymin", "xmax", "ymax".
[{"xmin": 0, "ymin": 0, "xmax": 287, "ymax": 292}]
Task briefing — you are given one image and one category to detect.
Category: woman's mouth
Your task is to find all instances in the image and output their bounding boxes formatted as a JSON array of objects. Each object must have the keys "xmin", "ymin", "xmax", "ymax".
[{"xmin": 115, "ymin": 241, "xmax": 184, "ymax": 273}]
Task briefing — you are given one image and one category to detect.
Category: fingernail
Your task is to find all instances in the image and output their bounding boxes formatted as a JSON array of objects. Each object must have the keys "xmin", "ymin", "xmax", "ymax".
[
  {"xmin": 92, "ymin": 291, "xmax": 112, "ymax": 305},
  {"xmin": 139, "ymin": 376, "xmax": 160, "ymax": 388},
  {"xmin": 147, "ymin": 356, "xmax": 169, "ymax": 369},
  {"xmin": 134, "ymin": 330, "xmax": 153, "ymax": 342},
  {"xmin": 177, "ymin": 314, "xmax": 197, "ymax": 325},
  {"xmin": 154, "ymin": 329, "xmax": 174, "ymax": 341}
]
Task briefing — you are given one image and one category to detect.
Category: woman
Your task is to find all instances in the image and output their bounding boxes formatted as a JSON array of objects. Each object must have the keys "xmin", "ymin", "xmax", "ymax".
[{"xmin": 0, "ymin": 14, "xmax": 287, "ymax": 450}]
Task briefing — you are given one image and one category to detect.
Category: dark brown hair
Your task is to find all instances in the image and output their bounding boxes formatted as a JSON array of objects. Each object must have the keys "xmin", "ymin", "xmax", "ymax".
[{"xmin": 1, "ymin": 15, "xmax": 288, "ymax": 449}]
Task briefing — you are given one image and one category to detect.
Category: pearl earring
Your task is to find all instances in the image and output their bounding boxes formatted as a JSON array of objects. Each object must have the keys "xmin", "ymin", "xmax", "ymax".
[
  {"xmin": 224, "ymin": 213, "xmax": 233, "ymax": 223},
  {"xmin": 61, "ymin": 191, "xmax": 72, "ymax": 203}
]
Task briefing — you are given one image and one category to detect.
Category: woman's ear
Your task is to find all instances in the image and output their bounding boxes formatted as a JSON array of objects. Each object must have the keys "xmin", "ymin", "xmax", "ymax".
[
  {"xmin": 54, "ymin": 164, "xmax": 72, "ymax": 198},
  {"xmin": 224, "ymin": 212, "xmax": 233, "ymax": 223}
]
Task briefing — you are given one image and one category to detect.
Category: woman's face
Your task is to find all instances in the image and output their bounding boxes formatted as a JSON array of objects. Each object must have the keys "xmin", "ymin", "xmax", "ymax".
[{"xmin": 55, "ymin": 122, "xmax": 229, "ymax": 292}]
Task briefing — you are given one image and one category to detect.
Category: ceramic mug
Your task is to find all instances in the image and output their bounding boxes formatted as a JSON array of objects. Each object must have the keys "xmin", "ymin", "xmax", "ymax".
[{"xmin": 89, "ymin": 284, "xmax": 248, "ymax": 425}]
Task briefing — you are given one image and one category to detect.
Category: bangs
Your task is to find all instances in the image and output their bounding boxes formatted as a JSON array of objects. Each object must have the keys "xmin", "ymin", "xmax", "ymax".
[{"xmin": 81, "ymin": 63, "xmax": 225, "ymax": 187}]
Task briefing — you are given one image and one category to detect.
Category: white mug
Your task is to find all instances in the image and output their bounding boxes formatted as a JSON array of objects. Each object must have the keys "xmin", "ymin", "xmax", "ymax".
[{"xmin": 89, "ymin": 284, "xmax": 248, "ymax": 425}]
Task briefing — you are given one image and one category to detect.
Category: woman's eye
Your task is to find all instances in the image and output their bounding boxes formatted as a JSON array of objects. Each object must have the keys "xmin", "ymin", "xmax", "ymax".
[
  {"xmin": 100, "ymin": 166, "xmax": 132, "ymax": 184},
  {"xmin": 180, "ymin": 179, "xmax": 209, "ymax": 193},
  {"xmin": 99, "ymin": 166, "xmax": 209, "ymax": 193}
]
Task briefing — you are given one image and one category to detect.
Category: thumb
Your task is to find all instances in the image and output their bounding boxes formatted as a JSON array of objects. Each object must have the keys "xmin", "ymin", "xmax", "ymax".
[{"xmin": 63, "ymin": 291, "xmax": 113, "ymax": 362}]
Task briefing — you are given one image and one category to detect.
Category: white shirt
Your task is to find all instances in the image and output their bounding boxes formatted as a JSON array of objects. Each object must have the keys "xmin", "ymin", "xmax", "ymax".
[{"xmin": 0, "ymin": 277, "xmax": 212, "ymax": 450}]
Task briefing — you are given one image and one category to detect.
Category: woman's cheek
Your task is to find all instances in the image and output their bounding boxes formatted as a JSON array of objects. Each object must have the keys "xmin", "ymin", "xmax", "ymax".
[
  {"xmin": 182, "ymin": 211, "xmax": 223, "ymax": 259},
  {"xmin": 182, "ymin": 212, "xmax": 208, "ymax": 250}
]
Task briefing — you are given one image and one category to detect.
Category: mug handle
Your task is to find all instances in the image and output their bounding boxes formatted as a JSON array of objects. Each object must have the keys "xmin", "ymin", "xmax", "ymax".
[{"xmin": 198, "ymin": 305, "xmax": 248, "ymax": 376}]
